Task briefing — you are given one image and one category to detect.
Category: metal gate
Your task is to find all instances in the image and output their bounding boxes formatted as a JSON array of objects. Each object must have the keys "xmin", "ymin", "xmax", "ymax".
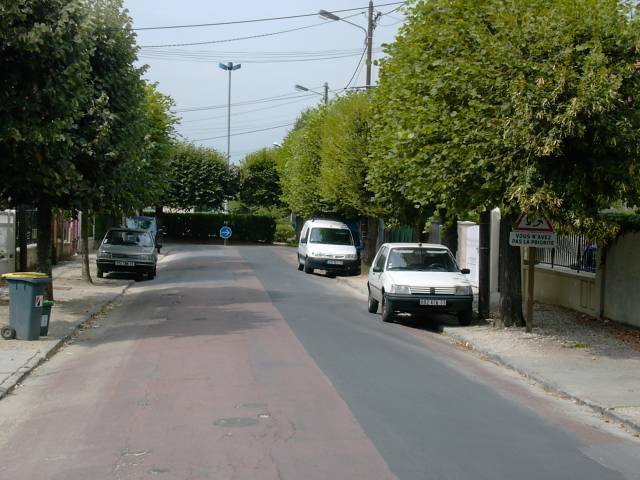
[{"xmin": 0, "ymin": 210, "xmax": 16, "ymax": 274}]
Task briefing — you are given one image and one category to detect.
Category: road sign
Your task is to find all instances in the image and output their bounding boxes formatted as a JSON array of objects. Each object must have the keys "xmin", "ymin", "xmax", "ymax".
[
  {"xmin": 34, "ymin": 295, "xmax": 43, "ymax": 308},
  {"xmin": 509, "ymin": 231, "xmax": 557, "ymax": 248},
  {"xmin": 510, "ymin": 214, "xmax": 557, "ymax": 248},
  {"xmin": 513, "ymin": 214, "xmax": 554, "ymax": 232},
  {"xmin": 219, "ymin": 226, "xmax": 232, "ymax": 239}
]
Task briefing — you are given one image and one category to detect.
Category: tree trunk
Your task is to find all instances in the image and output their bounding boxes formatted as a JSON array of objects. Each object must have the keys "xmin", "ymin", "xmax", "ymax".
[
  {"xmin": 497, "ymin": 211, "xmax": 523, "ymax": 327},
  {"xmin": 441, "ymin": 214, "xmax": 458, "ymax": 257},
  {"xmin": 478, "ymin": 209, "xmax": 491, "ymax": 319},
  {"xmin": 37, "ymin": 202, "xmax": 54, "ymax": 300},
  {"xmin": 362, "ymin": 216, "xmax": 379, "ymax": 266},
  {"xmin": 155, "ymin": 205, "xmax": 163, "ymax": 229},
  {"xmin": 81, "ymin": 211, "xmax": 92, "ymax": 283},
  {"xmin": 51, "ymin": 210, "xmax": 58, "ymax": 265},
  {"xmin": 16, "ymin": 205, "xmax": 28, "ymax": 271}
]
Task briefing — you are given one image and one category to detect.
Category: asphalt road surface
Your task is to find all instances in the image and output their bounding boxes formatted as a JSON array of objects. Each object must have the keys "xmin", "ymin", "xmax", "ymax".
[{"xmin": 0, "ymin": 244, "xmax": 638, "ymax": 480}]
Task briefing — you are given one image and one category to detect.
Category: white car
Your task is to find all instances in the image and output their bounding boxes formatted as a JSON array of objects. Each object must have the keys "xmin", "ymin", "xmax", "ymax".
[
  {"xmin": 297, "ymin": 219, "xmax": 360, "ymax": 276},
  {"xmin": 367, "ymin": 243, "xmax": 473, "ymax": 325}
]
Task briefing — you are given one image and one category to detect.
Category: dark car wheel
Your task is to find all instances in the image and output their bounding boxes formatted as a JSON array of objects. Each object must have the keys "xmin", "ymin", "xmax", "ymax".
[
  {"xmin": 304, "ymin": 258, "xmax": 314, "ymax": 274},
  {"xmin": 97, "ymin": 269, "xmax": 103, "ymax": 279},
  {"xmin": 381, "ymin": 296, "xmax": 394, "ymax": 323},
  {"xmin": 367, "ymin": 289, "xmax": 379, "ymax": 313},
  {"xmin": 1, "ymin": 326, "xmax": 16, "ymax": 340},
  {"xmin": 458, "ymin": 308, "xmax": 473, "ymax": 326},
  {"xmin": 297, "ymin": 255, "xmax": 304, "ymax": 271}
]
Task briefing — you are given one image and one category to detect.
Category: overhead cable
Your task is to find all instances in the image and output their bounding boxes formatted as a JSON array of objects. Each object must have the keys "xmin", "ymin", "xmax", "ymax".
[
  {"xmin": 132, "ymin": 2, "xmax": 406, "ymax": 31},
  {"xmin": 191, "ymin": 122, "xmax": 296, "ymax": 142}
]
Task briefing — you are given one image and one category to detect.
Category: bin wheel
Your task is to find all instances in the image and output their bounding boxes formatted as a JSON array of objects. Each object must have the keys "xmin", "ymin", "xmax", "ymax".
[{"xmin": 1, "ymin": 326, "xmax": 16, "ymax": 340}]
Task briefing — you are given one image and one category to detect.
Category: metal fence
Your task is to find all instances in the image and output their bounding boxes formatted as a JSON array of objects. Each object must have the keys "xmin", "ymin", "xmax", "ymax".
[
  {"xmin": 16, "ymin": 209, "xmax": 38, "ymax": 245},
  {"xmin": 537, "ymin": 234, "xmax": 597, "ymax": 274}
]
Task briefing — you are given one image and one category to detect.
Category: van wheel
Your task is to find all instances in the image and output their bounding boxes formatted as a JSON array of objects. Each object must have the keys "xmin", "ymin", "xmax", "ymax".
[
  {"xmin": 304, "ymin": 258, "xmax": 314, "ymax": 274},
  {"xmin": 297, "ymin": 255, "xmax": 304, "ymax": 271}
]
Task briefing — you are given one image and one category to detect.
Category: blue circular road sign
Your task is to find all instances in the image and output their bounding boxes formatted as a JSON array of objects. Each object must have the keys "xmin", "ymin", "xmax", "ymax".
[{"xmin": 219, "ymin": 226, "xmax": 232, "ymax": 239}]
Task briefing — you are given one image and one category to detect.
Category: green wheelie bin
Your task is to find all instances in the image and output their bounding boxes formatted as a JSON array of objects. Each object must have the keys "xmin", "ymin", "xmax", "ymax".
[{"xmin": 1, "ymin": 272, "xmax": 51, "ymax": 340}]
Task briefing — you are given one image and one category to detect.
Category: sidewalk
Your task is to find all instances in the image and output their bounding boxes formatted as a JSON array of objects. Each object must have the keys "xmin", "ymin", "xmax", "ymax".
[
  {"xmin": 335, "ymin": 273, "xmax": 640, "ymax": 434},
  {"xmin": 0, "ymin": 254, "xmax": 131, "ymax": 400}
]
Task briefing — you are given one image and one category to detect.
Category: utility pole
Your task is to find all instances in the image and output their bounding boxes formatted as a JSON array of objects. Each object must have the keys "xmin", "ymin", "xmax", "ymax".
[
  {"xmin": 366, "ymin": 0, "xmax": 374, "ymax": 88},
  {"xmin": 323, "ymin": 82, "xmax": 329, "ymax": 105}
]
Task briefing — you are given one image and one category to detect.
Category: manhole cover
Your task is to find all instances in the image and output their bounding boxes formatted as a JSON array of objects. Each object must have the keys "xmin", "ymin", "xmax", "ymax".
[{"xmin": 213, "ymin": 417, "xmax": 259, "ymax": 427}]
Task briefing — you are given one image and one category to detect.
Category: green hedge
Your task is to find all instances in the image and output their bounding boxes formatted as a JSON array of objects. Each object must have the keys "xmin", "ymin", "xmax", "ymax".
[{"xmin": 161, "ymin": 212, "xmax": 276, "ymax": 243}]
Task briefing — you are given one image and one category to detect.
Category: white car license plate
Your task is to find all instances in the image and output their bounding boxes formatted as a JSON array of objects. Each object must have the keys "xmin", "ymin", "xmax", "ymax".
[
  {"xmin": 115, "ymin": 261, "xmax": 135, "ymax": 267},
  {"xmin": 327, "ymin": 260, "xmax": 343, "ymax": 265},
  {"xmin": 420, "ymin": 299, "xmax": 446, "ymax": 306}
]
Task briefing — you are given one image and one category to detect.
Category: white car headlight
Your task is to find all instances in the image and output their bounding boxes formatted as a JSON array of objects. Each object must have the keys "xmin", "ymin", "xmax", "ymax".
[
  {"xmin": 310, "ymin": 251, "xmax": 326, "ymax": 258},
  {"xmin": 98, "ymin": 250, "xmax": 111, "ymax": 259},
  {"xmin": 455, "ymin": 285, "xmax": 472, "ymax": 295},
  {"xmin": 345, "ymin": 254, "xmax": 358, "ymax": 260},
  {"xmin": 390, "ymin": 284, "xmax": 411, "ymax": 295},
  {"xmin": 139, "ymin": 254, "xmax": 154, "ymax": 261}
]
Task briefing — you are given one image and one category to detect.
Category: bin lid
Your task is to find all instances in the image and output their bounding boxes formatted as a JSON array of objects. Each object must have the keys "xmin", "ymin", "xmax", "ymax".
[{"xmin": 1, "ymin": 272, "xmax": 49, "ymax": 279}]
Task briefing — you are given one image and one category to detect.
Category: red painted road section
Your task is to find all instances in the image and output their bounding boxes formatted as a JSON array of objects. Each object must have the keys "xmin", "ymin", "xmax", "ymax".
[{"xmin": 0, "ymin": 246, "xmax": 395, "ymax": 479}]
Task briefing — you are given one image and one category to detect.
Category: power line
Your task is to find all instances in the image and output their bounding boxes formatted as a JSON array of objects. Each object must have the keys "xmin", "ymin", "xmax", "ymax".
[
  {"xmin": 344, "ymin": 46, "xmax": 367, "ymax": 90},
  {"xmin": 174, "ymin": 92, "xmax": 318, "ymax": 113},
  {"xmin": 139, "ymin": 51, "xmax": 375, "ymax": 64},
  {"xmin": 179, "ymin": 95, "xmax": 324, "ymax": 124},
  {"xmin": 139, "ymin": 11, "xmax": 365, "ymax": 48},
  {"xmin": 132, "ymin": 2, "xmax": 406, "ymax": 31},
  {"xmin": 191, "ymin": 122, "xmax": 296, "ymax": 142}
]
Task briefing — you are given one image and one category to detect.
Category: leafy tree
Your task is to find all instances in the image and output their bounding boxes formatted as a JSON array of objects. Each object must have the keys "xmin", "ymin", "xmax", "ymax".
[
  {"xmin": 0, "ymin": 0, "xmax": 94, "ymax": 286},
  {"xmin": 277, "ymin": 107, "xmax": 330, "ymax": 218},
  {"xmin": 370, "ymin": 0, "xmax": 640, "ymax": 326},
  {"xmin": 164, "ymin": 143, "xmax": 236, "ymax": 211},
  {"xmin": 238, "ymin": 148, "xmax": 281, "ymax": 209}
]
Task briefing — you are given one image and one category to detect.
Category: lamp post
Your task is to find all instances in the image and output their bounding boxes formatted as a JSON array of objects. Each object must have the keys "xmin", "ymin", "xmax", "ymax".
[
  {"xmin": 218, "ymin": 62, "xmax": 241, "ymax": 167},
  {"xmin": 320, "ymin": 1, "xmax": 379, "ymax": 88},
  {"xmin": 294, "ymin": 82, "xmax": 329, "ymax": 105}
]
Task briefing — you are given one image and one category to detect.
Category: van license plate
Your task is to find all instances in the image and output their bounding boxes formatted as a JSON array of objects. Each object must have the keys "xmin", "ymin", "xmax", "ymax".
[
  {"xmin": 115, "ymin": 261, "xmax": 135, "ymax": 266},
  {"xmin": 327, "ymin": 260, "xmax": 343, "ymax": 265},
  {"xmin": 420, "ymin": 299, "xmax": 446, "ymax": 306}
]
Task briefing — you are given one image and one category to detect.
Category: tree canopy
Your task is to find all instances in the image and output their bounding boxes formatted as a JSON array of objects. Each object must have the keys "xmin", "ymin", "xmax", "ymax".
[
  {"xmin": 238, "ymin": 148, "xmax": 282, "ymax": 209},
  {"xmin": 164, "ymin": 142, "xmax": 237, "ymax": 211}
]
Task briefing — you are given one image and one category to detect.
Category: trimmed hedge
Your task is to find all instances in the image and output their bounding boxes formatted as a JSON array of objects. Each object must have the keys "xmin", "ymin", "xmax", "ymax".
[{"xmin": 161, "ymin": 212, "xmax": 276, "ymax": 243}]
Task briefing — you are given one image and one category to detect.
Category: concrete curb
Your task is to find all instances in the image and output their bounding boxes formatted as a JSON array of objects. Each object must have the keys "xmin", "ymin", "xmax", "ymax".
[
  {"xmin": 443, "ymin": 328, "xmax": 640, "ymax": 434},
  {"xmin": 0, "ymin": 281, "xmax": 132, "ymax": 401},
  {"xmin": 335, "ymin": 275, "xmax": 368, "ymax": 297}
]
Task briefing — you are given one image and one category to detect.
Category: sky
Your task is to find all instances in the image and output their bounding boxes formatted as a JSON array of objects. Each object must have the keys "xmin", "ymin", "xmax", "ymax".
[{"xmin": 123, "ymin": 1, "xmax": 406, "ymax": 164}]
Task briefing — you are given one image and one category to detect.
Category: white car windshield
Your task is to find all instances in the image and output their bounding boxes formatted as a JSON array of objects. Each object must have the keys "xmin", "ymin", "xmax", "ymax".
[
  {"xmin": 104, "ymin": 230, "xmax": 153, "ymax": 247},
  {"xmin": 387, "ymin": 248, "xmax": 458, "ymax": 272},
  {"xmin": 309, "ymin": 228, "xmax": 353, "ymax": 245}
]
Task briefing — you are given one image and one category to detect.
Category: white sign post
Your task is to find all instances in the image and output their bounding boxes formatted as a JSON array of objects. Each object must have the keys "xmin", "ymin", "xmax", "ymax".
[{"xmin": 509, "ymin": 215, "xmax": 556, "ymax": 333}]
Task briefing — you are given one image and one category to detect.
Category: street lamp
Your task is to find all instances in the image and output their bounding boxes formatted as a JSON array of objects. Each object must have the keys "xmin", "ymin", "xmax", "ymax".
[
  {"xmin": 218, "ymin": 62, "xmax": 241, "ymax": 167},
  {"xmin": 294, "ymin": 83, "xmax": 329, "ymax": 105},
  {"xmin": 319, "ymin": 2, "xmax": 379, "ymax": 88}
]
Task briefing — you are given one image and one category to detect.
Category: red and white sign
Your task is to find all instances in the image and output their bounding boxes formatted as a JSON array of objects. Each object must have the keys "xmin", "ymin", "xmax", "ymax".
[
  {"xmin": 34, "ymin": 295, "xmax": 44, "ymax": 308},
  {"xmin": 510, "ymin": 215, "xmax": 557, "ymax": 248},
  {"xmin": 513, "ymin": 214, "xmax": 554, "ymax": 233}
]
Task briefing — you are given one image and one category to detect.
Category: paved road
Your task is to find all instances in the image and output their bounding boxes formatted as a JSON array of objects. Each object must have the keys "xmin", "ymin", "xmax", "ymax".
[{"xmin": 0, "ymin": 244, "xmax": 637, "ymax": 480}]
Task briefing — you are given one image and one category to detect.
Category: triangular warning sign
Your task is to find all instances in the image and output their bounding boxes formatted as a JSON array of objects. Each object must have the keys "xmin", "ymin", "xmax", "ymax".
[{"xmin": 513, "ymin": 214, "xmax": 554, "ymax": 232}]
